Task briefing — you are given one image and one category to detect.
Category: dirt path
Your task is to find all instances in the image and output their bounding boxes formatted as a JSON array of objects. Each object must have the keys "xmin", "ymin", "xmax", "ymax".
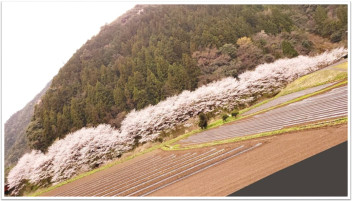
[{"xmin": 149, "ymin": 123, "xmax": 347, "ymax": 196}]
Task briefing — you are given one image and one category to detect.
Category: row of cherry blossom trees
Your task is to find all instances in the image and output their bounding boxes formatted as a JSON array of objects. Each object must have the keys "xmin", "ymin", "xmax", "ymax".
[{"xmin": 7, "ymin": 48, "xmax": 347, "ymax": 195}]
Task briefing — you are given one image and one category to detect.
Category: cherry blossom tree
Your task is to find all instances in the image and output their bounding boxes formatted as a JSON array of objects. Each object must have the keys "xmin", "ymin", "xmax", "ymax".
[{"xmin": 7, "ymin": 48, "xmax": 347, "ymax": 195}]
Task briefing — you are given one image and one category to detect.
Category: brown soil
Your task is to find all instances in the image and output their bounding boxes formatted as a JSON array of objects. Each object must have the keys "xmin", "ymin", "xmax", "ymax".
[
  {"xmin": 41, "ymin": 123, "xmax": 347, "ymax": 197},
  {"xmin": 148, "ymin": 123, "xmax": 347, "ymax": 196},
  {"xmin": 41, "ymin": 148, "xmax": 164, "ymax": 196}
]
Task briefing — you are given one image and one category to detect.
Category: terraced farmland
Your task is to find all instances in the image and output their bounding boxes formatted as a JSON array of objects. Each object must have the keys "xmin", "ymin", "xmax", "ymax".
[
  {"xmin": 180, "ymin": 85, "xmax": 347, "ymax": 145},
  {"xmin": 47, "ymin": 143, "xmax": 262, "ymax": 197},
  {"xmin": 241, "ymin": 82, "xmax": 336, "ymax": 116},
  {"xmin": 40, "ymin": 76, "xmax": 348, "ymax": 197}
]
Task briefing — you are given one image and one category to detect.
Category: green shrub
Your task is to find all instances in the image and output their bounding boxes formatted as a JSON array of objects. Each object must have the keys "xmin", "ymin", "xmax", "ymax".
[
  {"xmin": 282, "ymin": 40, "xmax": 298, "ymax": 58},
  {"xmin": 264, "ymin": 54, "xmax": 275, "ymax": 63},
  {"xmin": 330, "ymin": 31, "xmax": 342, "ymax": 43},
  {"xmin": 222, "ymin": 114, "xmax": 229, "ymax": 122},
  {"xmin": 231, "ymin": 110, "xmax": 239, "ymax": 117},
  {"xmin": 198, "ymin": 112, "xmax": 208, "ymax": 129},
  {"xmin": 219, "ymin": 43, "xmax": 237, "ymax": 58},
  {"xmin": 302, "ymin": 40, "xmax": 313, "ymax": 49}
]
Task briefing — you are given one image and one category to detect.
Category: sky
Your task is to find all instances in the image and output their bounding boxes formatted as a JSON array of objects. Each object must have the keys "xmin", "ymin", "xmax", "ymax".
[{"xmin": 2, "ymin": 2, "xmax": 136, "ymax": 123}]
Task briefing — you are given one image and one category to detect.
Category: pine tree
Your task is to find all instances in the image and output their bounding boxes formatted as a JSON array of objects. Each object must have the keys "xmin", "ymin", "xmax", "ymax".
[{"xmin": 146, "ymin": 69, "xmax": 162, "ymax": 105}]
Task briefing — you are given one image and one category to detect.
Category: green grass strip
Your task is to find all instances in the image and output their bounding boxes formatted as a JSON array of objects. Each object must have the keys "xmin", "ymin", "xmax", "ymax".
[
  {"xmin": 162, "ymin": 117, "xmax": 348, "ymax": 151},
  {"xmin": 332, "ymin": 62, "xmax": 348, "ymax": 70}
]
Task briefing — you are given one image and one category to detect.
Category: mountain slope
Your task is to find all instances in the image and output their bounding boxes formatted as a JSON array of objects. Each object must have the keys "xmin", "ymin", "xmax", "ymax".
[
  {"xmin": 24, "ymin": 4, "xmax": 347, "ymax": 153},
  {"xmin": 5, "ymin": 81, "xmax": 51, "ymax": 168}
]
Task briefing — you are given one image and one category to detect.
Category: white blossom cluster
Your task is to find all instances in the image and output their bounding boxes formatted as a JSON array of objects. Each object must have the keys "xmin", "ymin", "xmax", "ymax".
[
  {"xmin": 120, "ymin": 48, "xmax": 347, "ymax": 142},
  {"xmin": 7, "ymin": 125, "xmax": 133, "ymax": 195},
  {"xmin": 7, "ymin": 48, "xmax": 347, "ymax": 195}
]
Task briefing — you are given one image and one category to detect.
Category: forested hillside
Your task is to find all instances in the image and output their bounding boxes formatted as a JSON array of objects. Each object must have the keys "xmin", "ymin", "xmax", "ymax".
[
  {"xmin": 4, "ymin": 81, "xmax": 51, "ymax": 169},
  {"xmin": 25, "ymin": 4, "xmax": 347, "ymax": 152}
]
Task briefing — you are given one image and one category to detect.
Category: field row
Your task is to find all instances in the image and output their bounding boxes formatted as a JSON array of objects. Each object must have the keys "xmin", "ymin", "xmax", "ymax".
[
  {"xmin": 47, "ymin": 84, "xmax": 346, "ymax": 197},
  {"xmin": 52, "ymin": 143, "xmax": 262, "ymax": 197},
  {"xmin": 241, "ymin": 82, "xmax": 335, "ymax": 116},
  {"xmin": 180, "ymin": 86, "xmax": 347, "ymax": 144}
]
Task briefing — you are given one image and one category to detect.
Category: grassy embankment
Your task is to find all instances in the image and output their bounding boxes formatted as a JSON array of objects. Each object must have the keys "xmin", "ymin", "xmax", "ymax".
[
  {"xmin": 31, "ymin": 62, "xmax": 347, "ymax": 196},
  {"xmin": 277, "ymin": 62, "xmax": 347, "ymax": 97},
  {"xmin": 163, "ymin": 117, "xmax": 347, "ymax": 151},
  {"xmin": 164, "ymin": 62, "xmax": 348, "ymax": 150},
  {"xmin": 332, "ymin": 61, "xmax": 348, "ymax": 70}
]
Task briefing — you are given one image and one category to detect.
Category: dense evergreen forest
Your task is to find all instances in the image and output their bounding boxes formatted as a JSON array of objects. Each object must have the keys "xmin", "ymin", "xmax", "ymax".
[{"xmin": 26, "ymin": 5, "xmax": 347, "ymax": 152}]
